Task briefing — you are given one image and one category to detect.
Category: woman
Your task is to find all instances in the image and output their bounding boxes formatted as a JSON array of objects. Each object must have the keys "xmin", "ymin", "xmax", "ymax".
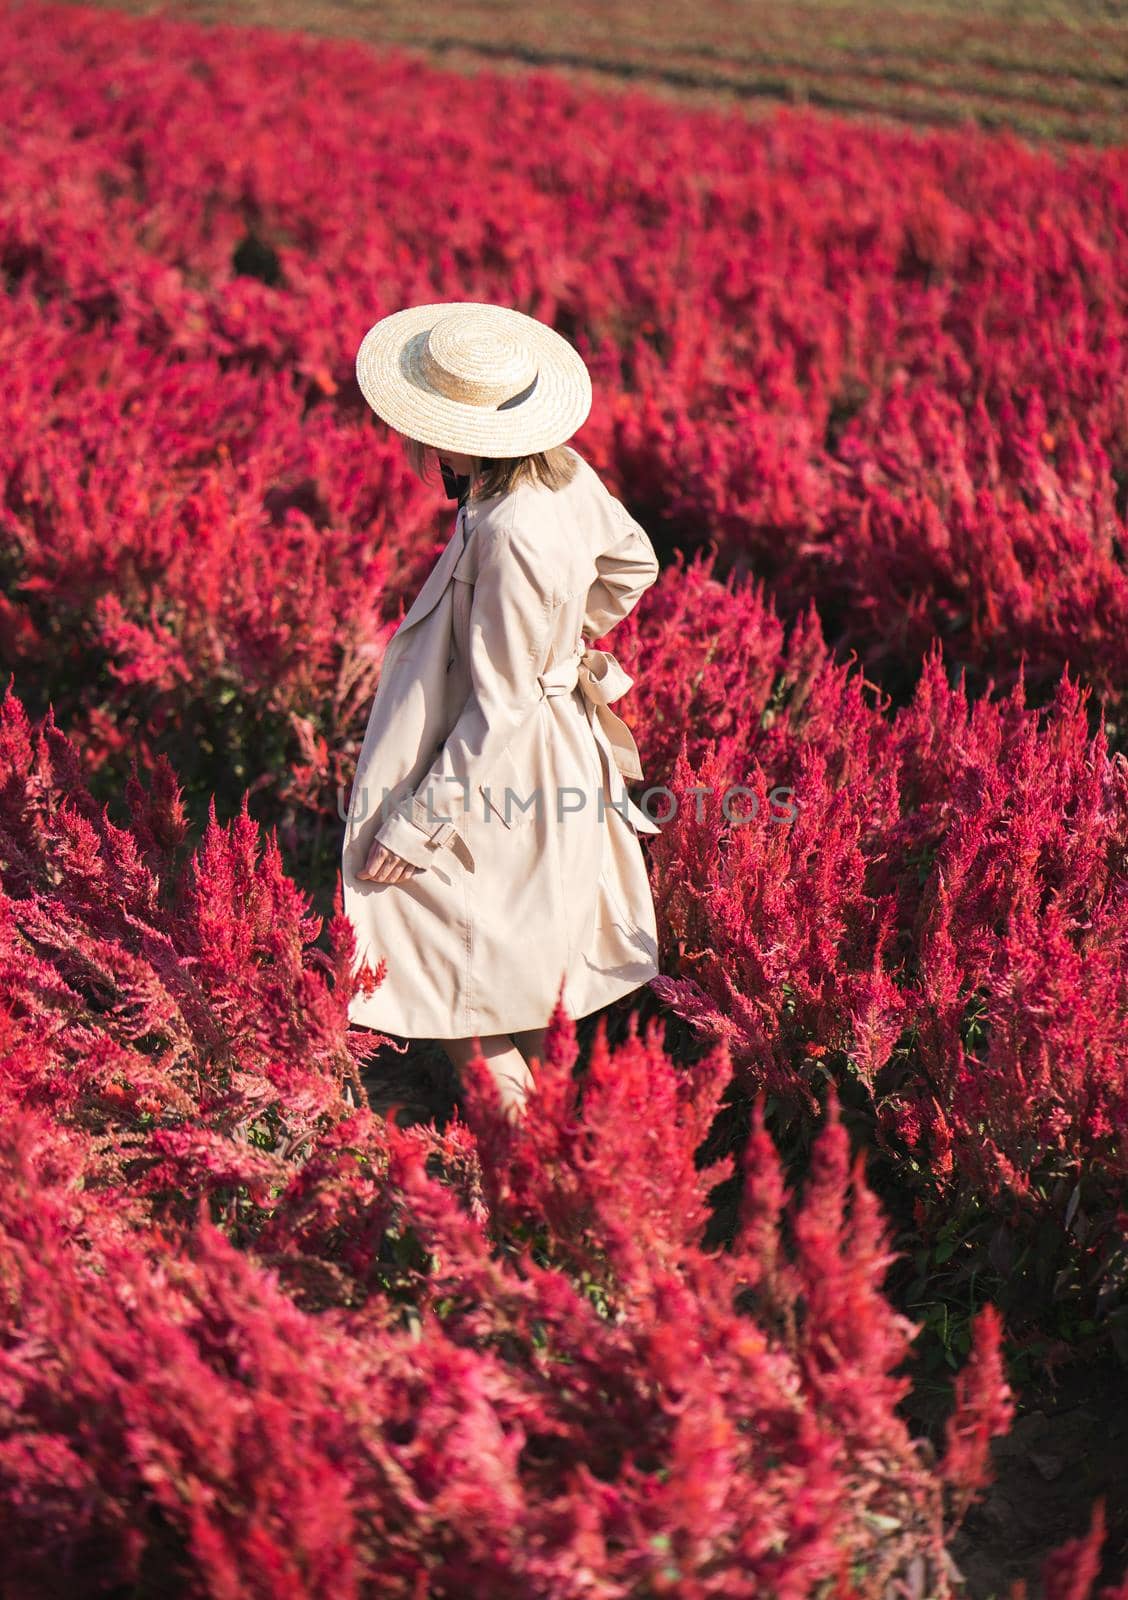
[{"xmin": 342, "ymin": 301, "xmax": 662, "ymax": 1121}]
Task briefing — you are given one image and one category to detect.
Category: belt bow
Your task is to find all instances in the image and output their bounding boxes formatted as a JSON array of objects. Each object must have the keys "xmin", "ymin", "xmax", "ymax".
[{"xmin": 536, "ymin": 645, "xmax": 661, "ymax": 834}]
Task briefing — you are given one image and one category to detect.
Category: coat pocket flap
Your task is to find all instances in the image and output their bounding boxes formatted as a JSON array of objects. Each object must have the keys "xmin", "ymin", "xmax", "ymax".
[{"xmin": 478, "ymin": 746, "xmax": 539, "ymax": 830}]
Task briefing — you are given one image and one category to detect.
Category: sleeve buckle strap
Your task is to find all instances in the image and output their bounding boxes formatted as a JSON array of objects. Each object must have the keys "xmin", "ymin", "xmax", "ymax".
[
  {"xmin": 408, "ymin": 789, "xmax": 462, "ymax": 848},
  {"xmin": 426, "ymin": 818, "xmax": 459, "ymax": 848}
]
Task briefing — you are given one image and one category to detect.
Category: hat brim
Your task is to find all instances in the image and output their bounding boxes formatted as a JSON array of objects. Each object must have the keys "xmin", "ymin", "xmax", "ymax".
[{"xmin": 355, "ymin": 301, "xmax": 592, "ymax": 457}]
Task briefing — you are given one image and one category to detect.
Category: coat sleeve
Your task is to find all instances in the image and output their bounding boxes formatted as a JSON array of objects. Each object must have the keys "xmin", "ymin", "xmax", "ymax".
[
  {"xmin": 582, "ymin": 496, "xmax": 661, "ymax": 642},
  {"xmin": 370, "ymin": 499, "xmax": 556, "ymax": 871}
]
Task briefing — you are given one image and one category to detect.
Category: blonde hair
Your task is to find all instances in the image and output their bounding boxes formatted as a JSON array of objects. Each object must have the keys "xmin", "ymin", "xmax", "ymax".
[{"xmin": 399, "ymin": 435, "xmax": 580, "ymax": 502}]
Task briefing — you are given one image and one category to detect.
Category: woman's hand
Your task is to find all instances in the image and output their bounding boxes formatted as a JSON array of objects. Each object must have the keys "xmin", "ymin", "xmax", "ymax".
[{"xmin": 358, "ymin": 841, "xmax": 423, "ymax": 884}]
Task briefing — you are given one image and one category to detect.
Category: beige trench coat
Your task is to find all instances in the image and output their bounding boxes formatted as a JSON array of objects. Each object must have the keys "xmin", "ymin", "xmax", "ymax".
[{"xmin": 341, "ymin": 446, "xmax": 662, "ymax": 1038}]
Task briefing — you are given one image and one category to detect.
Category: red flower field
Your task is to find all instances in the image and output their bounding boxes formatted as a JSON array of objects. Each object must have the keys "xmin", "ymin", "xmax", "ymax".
[{"xmin": 1, "ymin": 2, "xmax": 1127, "ymax": 1592}]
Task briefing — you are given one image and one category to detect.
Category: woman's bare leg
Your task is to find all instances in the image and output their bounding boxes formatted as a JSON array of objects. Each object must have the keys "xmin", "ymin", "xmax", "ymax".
[
  {"xmin": 439, "ymin": 1033, "xmax": 534, "ymax": 1122},
  {"xmin": 510, "ymin": 1025, "xmax": 549, "ymax": 1070}
]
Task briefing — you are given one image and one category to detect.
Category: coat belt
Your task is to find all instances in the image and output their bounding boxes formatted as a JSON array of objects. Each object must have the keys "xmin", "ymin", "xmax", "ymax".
[{"xmin": 536, "ymin": 646, "xmax": 661, "ymax": 834}]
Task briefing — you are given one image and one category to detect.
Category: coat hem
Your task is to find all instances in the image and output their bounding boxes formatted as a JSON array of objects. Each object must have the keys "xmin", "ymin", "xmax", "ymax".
[{"xmin": 346, "ymin": 962, "xmax": 659, "ymax": 1041}]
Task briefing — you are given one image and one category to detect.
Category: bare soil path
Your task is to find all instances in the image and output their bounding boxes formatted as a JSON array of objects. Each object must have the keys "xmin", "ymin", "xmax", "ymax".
[{"xmin": 71, "ymin": 0, "xmax": 1128, "ymax": 144}]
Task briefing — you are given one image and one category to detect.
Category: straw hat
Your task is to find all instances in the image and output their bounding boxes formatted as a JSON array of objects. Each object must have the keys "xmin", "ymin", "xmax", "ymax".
[{"xmin": 355, "ymin": 301, "xmax": 592, "ymax": 457}]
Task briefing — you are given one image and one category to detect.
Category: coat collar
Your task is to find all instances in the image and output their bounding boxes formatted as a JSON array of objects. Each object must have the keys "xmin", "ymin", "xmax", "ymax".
[{"xmin": 390, "ymin": 503, "xmax": 474, "ymax": 642}]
